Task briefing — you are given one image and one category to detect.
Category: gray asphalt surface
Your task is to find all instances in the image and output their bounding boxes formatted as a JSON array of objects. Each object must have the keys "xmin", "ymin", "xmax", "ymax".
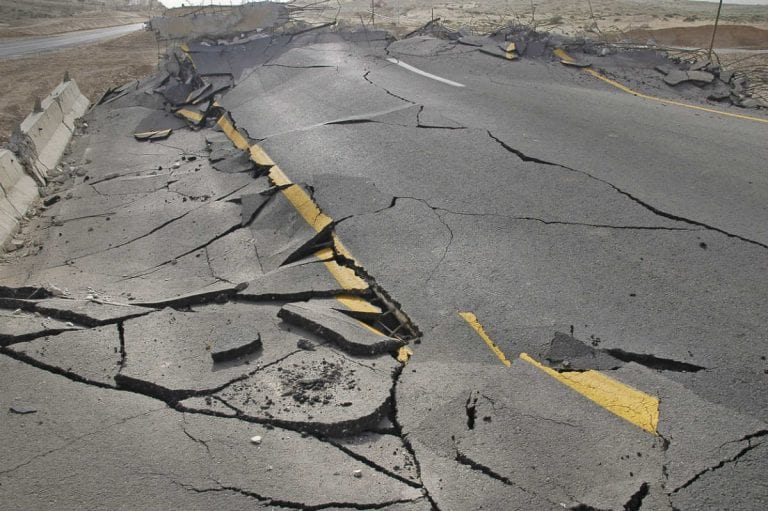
[
  {"xmin": 1, "ymin": 28, "xmax": 767, "ymax": 511},
  {"xmin": 0, "ymin": 23, "xmax": 145, "ymax": 59}
]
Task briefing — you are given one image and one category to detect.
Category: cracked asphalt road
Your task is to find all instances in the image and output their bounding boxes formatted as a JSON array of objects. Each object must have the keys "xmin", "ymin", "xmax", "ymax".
[{"xmin": 1, "ymin": 26, "xmax": 767, "ymax": 511}]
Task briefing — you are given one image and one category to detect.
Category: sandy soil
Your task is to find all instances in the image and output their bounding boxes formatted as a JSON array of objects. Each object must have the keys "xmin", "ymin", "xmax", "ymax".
[
  {"xmin": 620, "ymin": 25, "xmax": 768, "ymax": 49},
  {"xmin": 0, "ymin": 30, "xmax": 159, "ymax": 145},
  {"xmin": 293, "ymin": 0, "xmax": 768, "ymax": 36}
]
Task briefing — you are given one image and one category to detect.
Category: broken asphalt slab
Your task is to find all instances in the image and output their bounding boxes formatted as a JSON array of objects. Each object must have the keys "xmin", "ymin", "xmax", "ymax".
[
  {"xmin": 116, "ymin": 304, "xmax": 306, "ymax": 400},
  {"xmin": 334, "ymin": 432, "xmax": 420, "ymax": 485},
  {"xmin": 0, "ymin": 297, "xmax": 154, "ymax": 327},
  {"xmin": 211, "ymin": 343, "xmax": 400, "ymax": 436},
  {"xmin": 0, "ymin": 311, "xmax": 80, "ymax": 345},
  {"xmin": 0, "ymin": 357, "xmax": 421, "ymax": 510},
  {"xmin": 237, "ymin": 259, "xmax": 364, "ymax": 301},
  {"xmin": 4, "ymin": 325, "xmax": 121, "ymax": 386},
  {"xmin": 398, "ymin": 359, "xmax": 662, "ymax": 510},
  {"xmin": 247, "ymin": 187, "xmax": 332, "ymax": 272},
  {"xmin": 663, "ymin": 69, "xmax": 715, "ymax": 86},
  {"xmin": 611, "ymin": 363, "xmax": 768, "ymax": 494},
  {"xmin": 2, "ymin": 24, "xmax": 767, "ymax": 511},
  {"xmin": 278, "ymin": 301, "xmax": 405, "ymax": 356}
]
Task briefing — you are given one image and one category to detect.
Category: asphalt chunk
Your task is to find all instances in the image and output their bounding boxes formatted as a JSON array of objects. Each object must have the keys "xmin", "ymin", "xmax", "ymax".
[
  {"xmin": 542, "ymin": 331, "xmax": 623, "ymax": 371},
  {"xmin": 237, "ymin": 260, "xmax": 358, "ymax": 302},
  {"xmin": 116, "ymin": 305, "xmax": 299, "ymax": 400},
  {"xmin": 0, "ymin": 312, "xmax": 81, "ymax": 346},
  {"xmin": 278, "ymin": 302, "xmax": 405, "ymax": 356},
  {"xmin": 6, "ymin": 325, "xmax": 122, "ymax": 386},
  {"xmin": 211, "ymin": 334, "xmax": 262, "ymax": 363}
]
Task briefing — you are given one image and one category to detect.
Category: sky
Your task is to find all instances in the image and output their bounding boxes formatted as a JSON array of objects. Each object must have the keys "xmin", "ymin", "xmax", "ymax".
[{"xmin": 158, "ymin": 0, "xmax": 768, "ymax": 7}]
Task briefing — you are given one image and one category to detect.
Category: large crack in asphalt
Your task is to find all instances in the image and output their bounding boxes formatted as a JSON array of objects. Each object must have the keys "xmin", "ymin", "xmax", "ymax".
[
  {"xmin": 118, "ymin": 221, "xmax": 242, "ymax": 281},
  {"xmin": 0, "ymin": 407, "xmax": 164, "ymax": 477},
  {"xmin": 12, "ymin": 36, "xmax": 755, "ymax": 511},
  {"xmin": 453, "ymin": 449, "xmax": 562, "ymax": 508},
  {"xmin": 339, "ymin": 194, "xmax": 702, "ymax": 233},
  {"xmin": 363, "ymin": 71, "xmax": 417, "ymax": 105},
  {"xmin": 487, "ymin": 131, "xmax": 768, "ymax": 250},
  {"xmin": 45, "ymin": 208, "xmax": 197, "ymax": 269},
  {"xmin": 1, "ymin": 344, "xmax": 426, "ymax": 508},
  {"xmin": 390, "ymin": 368, "xmax": 443, "ymax": 511},
  {"xmin": 669, "ymin": 430, "xmax": 768, "ymax": 494},
  {"xmin": 174, "ymin": 478, "xmax": 426, "ymax": 511}
]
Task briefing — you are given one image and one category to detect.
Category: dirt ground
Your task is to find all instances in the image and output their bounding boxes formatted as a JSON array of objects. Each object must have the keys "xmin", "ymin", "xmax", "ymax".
[
  {"xmin": 292, "ymin": 0, "xmax": 768, "ymax": 36},
  {"xmin": 0, "ymin": 11, "xmax": 150, "ymax": 39},
  {"xmin": 0, "ymin": 30, "xmax": 160, "ymax": 145}
]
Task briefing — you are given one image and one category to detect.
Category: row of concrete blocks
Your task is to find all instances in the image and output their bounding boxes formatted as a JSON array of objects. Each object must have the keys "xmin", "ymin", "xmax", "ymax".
[{"xmin": 0, "ymin": 79, "xmax": 90, "ymax": 249}]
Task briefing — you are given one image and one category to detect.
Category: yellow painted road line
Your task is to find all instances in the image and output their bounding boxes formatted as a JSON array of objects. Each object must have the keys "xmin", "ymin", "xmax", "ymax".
[
  {"xmin": 505, "ymin": 42, "xmax": 518, "ymax": 60},
  {"xmin": 179, "ymin": 43, "xmax": 196, "ymax": 70},
  {"xmin": 134, "ymin": 129, "xmax": 172, "ymax": 140},
  {"xmin": 583, "ymin": 68, "xmax": 768, "ymax": 124},
  {"xmin": 553, "ymin": 48, "xmax": 573, "ymax": 63},
  {"xmin": 314, "ymin": 247, "xmax": 368, "ymax": 292},
  {"xmin": 458, "ymin": 312, "xmax": 512, "ymax": 367},
  {"xmin": 520, "ymin": 353, "xmax": 660, "ymax": 434},
  {"xmin": 215, "ymin": 113, "xmax": 385, "ymax": 320},
  {"xmin": 250, "ymin": 144, "xmax": 275, "ymax": 167},
  {"xmin": 555, "ymin": 48, "xmax": 768, "ymax": 125},
  {"xmin": 176, "ymin": 108, "xmax": 204, "ymax": 123},
  {"xmin": 269, "ymin": 166, "xmax": 333, "ymax": 232},
  {"xmin": 268, "ymin": 159, "xmax": 383, "ymax": 315},
  {"xmin": 216, "ymin": 115, "xmax": 250, "ymax": 150},
  {"xmin": 397, "ymin": 346, "xmax": 414, "ymax": 364}
]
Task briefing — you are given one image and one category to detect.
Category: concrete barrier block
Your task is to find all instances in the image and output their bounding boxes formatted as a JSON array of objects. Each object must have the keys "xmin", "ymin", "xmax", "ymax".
[
  {"xmin": 4, "ymin": 174, "xmax": 38, "ymax": 213},
  {"xmin": 37, "ymin": 122, "xmax": 73, "ymax": 174},
  {"xmin": 20, "ymin": 99, "xmax": 65, "ymax": 159},
  {"xmin": 17, "ymin": 79, "xmax": 89, "ymax": 180},
  {"xmin": 53, "ymin": 80, "xmax": 90, "ymax": 130},
  {"xmin": 0, "ymin": 149, "xmax": 25, "ymax": 193},
  {"xmin": 0, "ymin": 149, "xmax": 40, "ymax": 249}
]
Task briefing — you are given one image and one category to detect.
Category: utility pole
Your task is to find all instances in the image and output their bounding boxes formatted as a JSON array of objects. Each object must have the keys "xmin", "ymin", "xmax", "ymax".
[{"xmin": 707, "ymin": 0, "xmax": 724, "ymax": 61}]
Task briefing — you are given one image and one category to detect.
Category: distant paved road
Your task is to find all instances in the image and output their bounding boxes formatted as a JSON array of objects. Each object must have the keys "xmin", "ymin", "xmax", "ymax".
[{"xmin": 0, "ymin": 23, "xmax": 144, "ymax": 59}]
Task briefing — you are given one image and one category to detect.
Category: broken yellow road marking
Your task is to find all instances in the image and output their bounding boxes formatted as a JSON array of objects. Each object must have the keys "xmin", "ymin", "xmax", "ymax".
[
  {"xmin": 314, "ymin": 246, "xmax": 368, "ymax": 291},
  {"xmin": 268, "ymin": 166, "xmax": 333, "ymax": 232},
  {"xmin": 249, "ymin": 144, "xmax": 275, "ymax": 166},
  {"xmin": 458, "ymin": 312, "xmax": 512, "ymax": 367},
  {"xmin": 216, "ymin": 115, "xmax": 250, "ymax": 150},
  {"xmin": 398, "ymin": 346, "xmax": 414, "ymax": 364},
  {"xmin": 505, "ymin": 42, "xmax": 518, "ymax": 60},
  {"xmin": 520, "ymin": 353, "xmax": 659, "ymax": 434},
  {"xmin": 176, "ymin": 108, "xmax": 204, "ymax": 123},
  {"xmin": 214, "ymin": 113, "xmax": 387, "ymax": 327},
  {"xmin": 555, "ymin": 48, "xmax": 768, "ymax": 125},
  {"xmin": 460, "ymin": 307, "xmax": 658, "ymax": 433},
  {"xmin": 553, "ymin": 47, "xmax": 573, "ymax": 63},
  {"xmin": 134, "ymin": 129, "xmax": 172, "ymax": 141}
]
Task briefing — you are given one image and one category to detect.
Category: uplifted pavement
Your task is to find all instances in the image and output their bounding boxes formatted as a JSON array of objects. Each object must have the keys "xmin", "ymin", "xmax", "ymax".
[{"xmin": 1, "ymin": 24, "xmax": 767, "ymax": 511}]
